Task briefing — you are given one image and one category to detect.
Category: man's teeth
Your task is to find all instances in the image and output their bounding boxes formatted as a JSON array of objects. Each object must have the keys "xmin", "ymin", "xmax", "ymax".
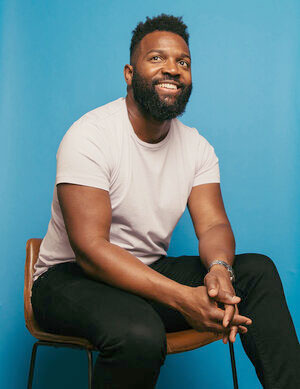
[{"xmin": 158, "ymin": 83, "xmax": 178, "ymax": 90}]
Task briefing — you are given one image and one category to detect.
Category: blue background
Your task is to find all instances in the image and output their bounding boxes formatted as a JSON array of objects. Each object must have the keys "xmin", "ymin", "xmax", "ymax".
[{"xmin": 1, "ymin": 0, "xmax": 299, "ymax": 388}]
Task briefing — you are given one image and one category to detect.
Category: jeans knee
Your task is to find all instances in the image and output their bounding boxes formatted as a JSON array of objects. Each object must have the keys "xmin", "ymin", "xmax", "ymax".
[
  {"xmin": 126, "ymin": 320, "xmax": 167, "ymax": 366},
  {"xmin": 96, "ymin": 315, "xmax": 167, "ymax": 368},
  {"xmin": 235, "ymin": 253, "xmax": 279, "ymax": 282}
]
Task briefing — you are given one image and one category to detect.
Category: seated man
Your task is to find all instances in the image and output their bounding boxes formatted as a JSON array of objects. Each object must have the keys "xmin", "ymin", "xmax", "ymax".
[{"xmin": 31, "ymin": 14, "xmax": 299, "ymax": 389}]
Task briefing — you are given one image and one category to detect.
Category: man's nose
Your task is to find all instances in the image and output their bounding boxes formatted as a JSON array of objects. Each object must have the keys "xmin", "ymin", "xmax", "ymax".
[{"xmin": 162, "ymin": 59, "xmax": 180, "ymax": 76}]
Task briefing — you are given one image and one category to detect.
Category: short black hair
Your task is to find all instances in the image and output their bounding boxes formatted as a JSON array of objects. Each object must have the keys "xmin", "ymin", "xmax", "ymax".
[{"xmin": 130, "ymin": 14, "xmax": 189, "ymax": 64}]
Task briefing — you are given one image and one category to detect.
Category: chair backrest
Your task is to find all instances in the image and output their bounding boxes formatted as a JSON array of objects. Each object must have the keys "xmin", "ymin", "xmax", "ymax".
[{"xmin": 24, "ymin": 238, "xmax": 43, "ymax": 337}]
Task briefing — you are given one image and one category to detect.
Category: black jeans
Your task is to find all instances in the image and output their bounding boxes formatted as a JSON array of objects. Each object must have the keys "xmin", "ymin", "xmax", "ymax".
[{"xmin": 31, "ymin": 254, "xmax": 300, "ymax": 388}]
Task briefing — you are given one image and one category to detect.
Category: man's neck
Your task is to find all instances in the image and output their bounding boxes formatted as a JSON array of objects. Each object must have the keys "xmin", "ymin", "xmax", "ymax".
[{"xmin": 125, "ymin": 91, "xmax": 171, "ymax": 144}]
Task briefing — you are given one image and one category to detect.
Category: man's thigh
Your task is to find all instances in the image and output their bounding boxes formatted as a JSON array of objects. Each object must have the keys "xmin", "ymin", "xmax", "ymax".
[
  {"xmin": 31, "ymin": 256, "xmax": 207, "ymax": 340},
  {"xmin": 150, "ymin": 255, "xmax": 207, "ymax": 287},
  {"xmin": 31, "ymin": 262, "xmax": 167, "ymax": 347}
]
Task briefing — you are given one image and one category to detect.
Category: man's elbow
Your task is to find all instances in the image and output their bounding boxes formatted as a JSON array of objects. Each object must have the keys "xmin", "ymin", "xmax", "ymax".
[{"xmin": 70, "ymin": 235, "xmax": 109, "ymax": 268}]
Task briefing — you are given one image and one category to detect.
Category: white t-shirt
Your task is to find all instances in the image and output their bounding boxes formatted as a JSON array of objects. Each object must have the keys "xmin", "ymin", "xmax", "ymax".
[{"xmin": 33, "ymin": 97, "xmax": 220, "ymax": 281}]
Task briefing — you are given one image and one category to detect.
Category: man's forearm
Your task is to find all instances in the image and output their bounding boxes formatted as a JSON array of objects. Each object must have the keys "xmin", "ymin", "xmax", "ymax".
[
  {"xmin": 76, "ymin": 238, "xmax": 189, "ymax": 311},
  {"xmin": 198, "ymin": 223, "xmax": 235, "ymax": 269},
  {"xmin": 73, "ymin": 234, "xmax": 252, "ymax": 336}
]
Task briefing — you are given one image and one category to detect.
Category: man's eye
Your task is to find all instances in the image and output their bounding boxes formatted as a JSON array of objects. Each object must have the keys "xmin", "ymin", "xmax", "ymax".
[
  {"xmin": 179, "ymin": 60, "xmax": 189, "ymax": 67},
  {"xmin": 151, "ymin": 56, "xmax": 161, "ymax": 61}
]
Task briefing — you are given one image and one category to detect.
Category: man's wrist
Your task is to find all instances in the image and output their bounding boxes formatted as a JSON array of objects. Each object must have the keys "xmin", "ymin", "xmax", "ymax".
[
  {"xmin": 171, "ymin": 284, "xmax": 194, "ymax": 312},
  {"xmin": 209, "ymin": 264, "xmax": 229, "ymax": 273},
  {"xmin": 208, "ymin": 260, "xmax": 235, "ymax": 283}
]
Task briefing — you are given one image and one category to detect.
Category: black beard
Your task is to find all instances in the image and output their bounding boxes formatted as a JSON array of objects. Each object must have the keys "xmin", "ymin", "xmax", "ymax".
[{"xmin": 131, "ymin": 69, "xmax": 192, "ymax": 121}]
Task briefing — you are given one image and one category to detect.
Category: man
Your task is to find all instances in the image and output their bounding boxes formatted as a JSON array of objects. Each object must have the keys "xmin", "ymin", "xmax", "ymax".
[{"xmin": 32, "ymin": 14, "xmax": 299, "ymax": 388}]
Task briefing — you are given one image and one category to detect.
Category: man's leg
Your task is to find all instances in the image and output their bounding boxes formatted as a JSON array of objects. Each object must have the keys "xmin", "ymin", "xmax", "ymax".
[
  {"xmin": 233, "ymin": 253, "xmax": 300, "ymax": 388},
  {"xmin": 148, "ymin": 253, "xmax": 300, "ymax": 388},
  {"xmin": 32, "ymin": 255, "xmax": 299, "ymax": 388},
  {"xmin": 31, "ymin": 262, "xmax": 167, "ymax": 389}
]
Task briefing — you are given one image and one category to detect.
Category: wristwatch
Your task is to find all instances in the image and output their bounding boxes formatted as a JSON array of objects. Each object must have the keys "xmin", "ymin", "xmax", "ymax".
[{"xmin": 208, "ymin": 260, "xmax": 235, "ymax": 283}]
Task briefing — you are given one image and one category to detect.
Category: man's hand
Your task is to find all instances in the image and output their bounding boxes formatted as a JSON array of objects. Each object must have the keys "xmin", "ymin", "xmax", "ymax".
[
  {"xmin": 177, "ymin": 285, "xmax": 251, "ymax": 336},
  {"xmin": 204, "ymin": 265, "xmax": 252, "ymax": 343}
]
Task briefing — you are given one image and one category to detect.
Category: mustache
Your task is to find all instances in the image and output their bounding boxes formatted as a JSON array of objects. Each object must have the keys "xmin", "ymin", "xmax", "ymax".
[{"xmin": 152, "ymin": 76, "xmax": 185, "ymax": 89}]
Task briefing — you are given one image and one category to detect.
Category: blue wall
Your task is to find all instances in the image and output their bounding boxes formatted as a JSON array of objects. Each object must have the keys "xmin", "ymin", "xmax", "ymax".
[{"xmin": 1, "ymin": 1, "xmax": 299, "ymax": 388}]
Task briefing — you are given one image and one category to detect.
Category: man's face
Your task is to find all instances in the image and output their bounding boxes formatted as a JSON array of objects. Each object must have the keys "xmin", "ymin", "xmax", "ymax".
[{"xmin": 130, "ymin": 31, "xmax": 192, "ymax": 121}]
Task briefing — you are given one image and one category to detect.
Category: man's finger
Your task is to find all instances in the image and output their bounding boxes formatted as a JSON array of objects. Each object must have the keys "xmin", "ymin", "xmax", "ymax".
[
  {"xmin": 206, "ymin": 283, "xmax": 240, "ymax": 305},
  {"xmin": 212, "ymin": 288, "xmax": 241, "ymax": 305},
  {"xmin": 223, "ymin": 304, "xmax": 235, "ymax": 327},
  {"xmin": 223, "ymin": 326, "xmax": 247, "ymax": 344},
  {"xmin": 229, "ymin": 325, "xmax": 239, "ymax": 343},
  {"xmin": 238, "ymin": 326, "xmax": 248, "ymax": 334},
  {"xmin": 207, "ymin": 282, "xmax": 219, "ymax": 298},
  {"xmin": 205, "ymin": 273, "xmax": 221, "ymax": 298},
  {"xmin": 223, "ymin": 333, "xmax": 229, "ymax": 344},
  {"xmin": 231, "ymin": 314, "xmax": 252, "ymax": 326},
  {"xmin": 212, "ymin": 306, "xmax": 252, "ymax": 327},
  {"xmin": 205, "ymin": 272, "xmax": 241, "ymax": 305}
]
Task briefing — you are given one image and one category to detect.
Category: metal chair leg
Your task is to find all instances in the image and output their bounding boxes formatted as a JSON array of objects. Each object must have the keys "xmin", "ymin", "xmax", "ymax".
[
  {"xmin": 229, "ymin": 342, "xmax": 239, "ymax": 389},
  {"xmin": 86, "ymin": 350, "xmax": 93, "ymax": 389},
  {"xmin": 27, "ymin": 342, "xmax": 39, "ymax": 389}
]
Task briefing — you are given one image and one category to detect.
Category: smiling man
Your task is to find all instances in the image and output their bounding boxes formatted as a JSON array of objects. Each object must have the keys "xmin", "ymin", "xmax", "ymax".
[
  {"xmin": 32, "ymin": 15, "xmax": 299, "ymax": 388},
  {"xmin": 129, "ymin": 30, "xmax": 192, "ymax": 123}
]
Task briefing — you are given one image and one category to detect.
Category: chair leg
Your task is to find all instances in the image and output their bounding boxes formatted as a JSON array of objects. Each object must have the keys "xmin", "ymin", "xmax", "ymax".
[
  {"xmin": 228, "ymin": 341, "xmax": 239, "ymax": 389},
  {"xmin": 229, "ymin": 342, "xmax": 239, "ymax": 389},
  {"xmin": 86, "ymin": 350, "xmax": 94, "ymax": 389},
  {"xmin": 27, "ymin": 342, "xmax": 39, "ymax": 389}
]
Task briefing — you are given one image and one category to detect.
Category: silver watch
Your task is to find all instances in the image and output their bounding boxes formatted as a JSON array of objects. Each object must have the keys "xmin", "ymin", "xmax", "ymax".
[{"xmin": 208, "ymin": 260, "xmax": 235, "ymax": 283}]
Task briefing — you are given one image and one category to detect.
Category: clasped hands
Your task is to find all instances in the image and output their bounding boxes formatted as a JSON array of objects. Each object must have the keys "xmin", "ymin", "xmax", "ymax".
[
  {"xmin": 204, "ymin": 265, "xmax": 252, "ymax": 344},
  {"xmin": 179, "ymin": 265, "xmax": 252, "ymax": 344}
]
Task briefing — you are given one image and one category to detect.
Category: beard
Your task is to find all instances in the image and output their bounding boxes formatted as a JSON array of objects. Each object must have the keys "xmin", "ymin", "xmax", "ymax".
[{"xmin": 131, "ymin": 68, "xmax": 192, "ymax": 121}]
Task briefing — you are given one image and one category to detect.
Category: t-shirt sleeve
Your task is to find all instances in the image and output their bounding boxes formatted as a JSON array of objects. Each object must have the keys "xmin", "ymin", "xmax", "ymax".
[
  {"xmin": 193, "ymin": 134, "xmax": 220, "ymax": 187},
  {"xmin": 56, "ymin": 118, "xmax": 111, "ymax": 191}
]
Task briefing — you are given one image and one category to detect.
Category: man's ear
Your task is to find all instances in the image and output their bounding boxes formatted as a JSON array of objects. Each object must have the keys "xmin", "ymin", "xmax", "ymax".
[{"xmin": 124, "ymin": 64, "xmax": 133, "ymax": 86}]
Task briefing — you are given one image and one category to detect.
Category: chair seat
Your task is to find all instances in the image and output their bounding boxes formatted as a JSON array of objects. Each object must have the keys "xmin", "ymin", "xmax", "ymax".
[
  {"xmin": 166, "ymin": 329, "xmax": 221, "ymax": 354},
  {"xmin": 28, "ymin": 325, "xmax": 222, "ymax": 354}
]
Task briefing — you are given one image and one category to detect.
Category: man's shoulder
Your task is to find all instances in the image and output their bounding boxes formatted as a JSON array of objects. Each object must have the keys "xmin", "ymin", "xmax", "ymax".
[
  {"xmin": 173, "ymin": 118, "xmax": 209, "ymax": 144},
  {"xmin": 62, "ymin": 98, "xmax": 126, "ymax": 146},
  {"xmin": 78, "ymin": 97, "xmax": 126, "ymax": 126}
]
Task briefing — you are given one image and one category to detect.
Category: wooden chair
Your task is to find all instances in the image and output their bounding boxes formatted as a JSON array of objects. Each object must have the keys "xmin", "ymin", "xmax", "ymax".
[{"xmin": 24, "ymin": 238, "xmax": 238, "ymax": 388}]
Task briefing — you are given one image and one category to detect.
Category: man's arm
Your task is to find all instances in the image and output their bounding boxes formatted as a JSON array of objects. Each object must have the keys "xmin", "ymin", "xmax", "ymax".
[
  {"xmin": 188, "ymin": 183, "xmax": 235, "ymax": 267},
  {"xmin": 188, "ymin": 183, "xmax": 252, "ymax": 342},
  {"xmin": 57, "ymin": 183, "xmax": 251, "ymax": 334}
]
